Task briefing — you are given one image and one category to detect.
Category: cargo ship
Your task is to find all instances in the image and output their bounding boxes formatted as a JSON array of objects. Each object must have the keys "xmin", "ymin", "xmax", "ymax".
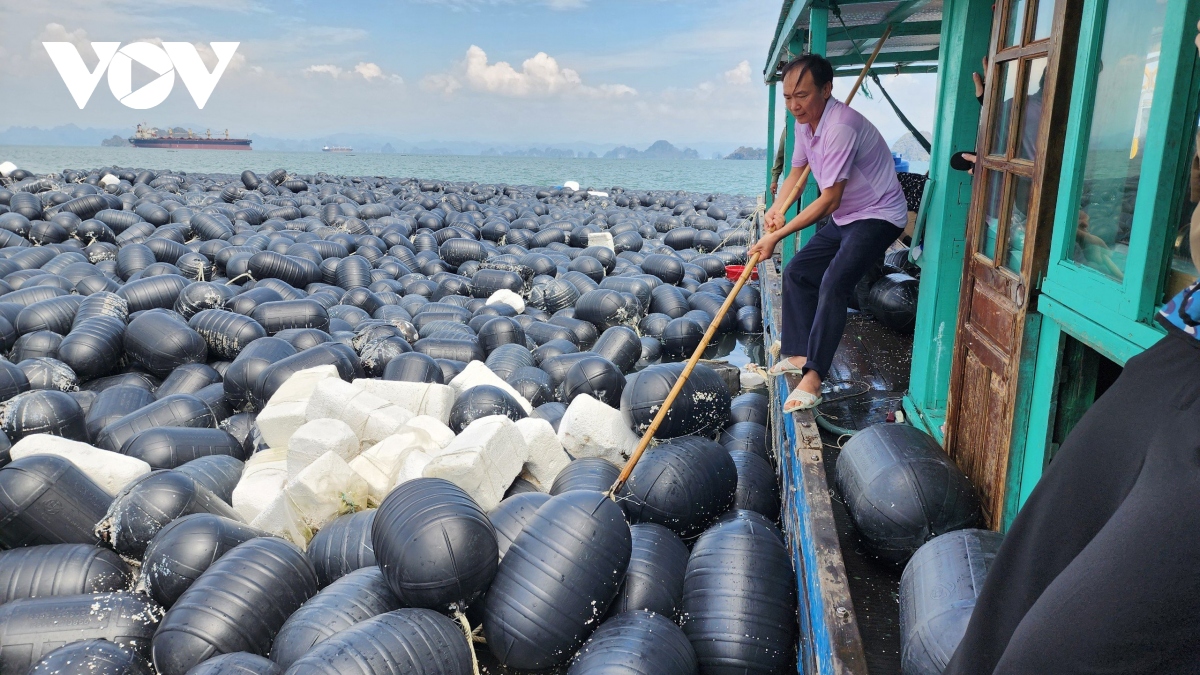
[
  {"xmin": 322, "ymin": 145, "xmax": 352, "ymax": 153},
  {"xmin": 128, "ymin": 124, "xmax": 251, "ymax": 150}
]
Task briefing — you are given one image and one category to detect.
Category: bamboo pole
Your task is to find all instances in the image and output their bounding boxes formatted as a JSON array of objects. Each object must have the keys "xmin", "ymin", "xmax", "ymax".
[
  {"xmin": 608, "ymin": 251, "xmax": 762, "ymax": 497},
  {"xmin": 606, "ymin": 25, "xmax": 897, "ymax": 497},
  {"xmin": 769, "ymin": 23, "xmax": 895, "ymax": 230}
]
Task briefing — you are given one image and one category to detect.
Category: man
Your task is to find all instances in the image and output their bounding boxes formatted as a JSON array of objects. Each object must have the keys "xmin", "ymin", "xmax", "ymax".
[{"xmin": 749, "ymin": 53, "xmax": 907, "ymax": 412}]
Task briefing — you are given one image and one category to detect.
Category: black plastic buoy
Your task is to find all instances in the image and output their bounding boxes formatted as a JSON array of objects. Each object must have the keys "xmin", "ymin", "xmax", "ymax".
[
  {"xmin": 834, "ymin": 423, "xmax": 982, "ymax": 563},
  {"xmin": 0, "ymin": 592, "xmax": 161, "ymax": 674},
  {"xmin": 185, "ymin": 652, "xmax": 282, "ymax": 675},
  {"xmin": 608, "ymin": 523, "xmax": 689, "ymax": 620},
  {"xmin": 621, "ymin": 362, "xmax": 731, "ymax": 439},
  {"xmin": 488, "ymin": 491, "xmax": 552, "ymax": 560},
  {"xmin": 730, "ymin": 449, "xmax": 781, "ymax": 521},
  {"xmin": 99, "ymin": 470, "xmax": 243, "ymax": 558},
  {"xmin": 567, "ymin": 610, "xmax": 697, "ymax": 675},
  {"xmin": 28, "ymin": 638, "xmax": 152, "ymax": 675},
  {"xmin": 484, "ymin": 490, "xmax": 632, "ymax": 671},
  {"xmin": 0, "ymin": 543, "xmax": 131, "ymax": 604},
  {"xmin": 283, "ymin": 608, "xmax": 473, "ymax": 675},
  {"xmin": 306, "ymin": 509, "xmax": 377, "ymax": 587},
  {"xmin": 141, "ymin": 513, "xmax": 268, "ymax": 608},
  {"xmin": 447, "ymin": 384, "xmax": 526, "ymax": 433},
  {"xmin": 549, "ymin": 457, "xmax": 620, "ymax": 495},
  {"xmin": 371, "ymin": 477, "xmax": 498, "ymax": 609},
  {"xmin": 0, "ymin": 454, "xmax": 112, "ymax": 548},
  {"xmin": 617, "ymin": 436, "xmax": 737, "ymax": 537}
]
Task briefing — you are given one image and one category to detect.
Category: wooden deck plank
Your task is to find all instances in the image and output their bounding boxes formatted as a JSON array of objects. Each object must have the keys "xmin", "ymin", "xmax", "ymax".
[{"xmin": 761, "ymin": 258, "xmax": 869, "ymax": 675}]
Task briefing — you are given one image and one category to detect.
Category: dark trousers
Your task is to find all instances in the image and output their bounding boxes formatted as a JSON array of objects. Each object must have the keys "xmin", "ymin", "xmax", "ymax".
[
  {"xmin": 945, "ymin": 329, "xmax": 1200, "ymax": 674},
  {"xmin": 781, "ymin": 218, "xmax": 899, "ymax": 378}
]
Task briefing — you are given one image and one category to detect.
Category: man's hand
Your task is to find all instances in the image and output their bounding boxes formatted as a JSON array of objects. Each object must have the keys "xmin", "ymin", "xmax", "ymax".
[
  {"xmin": 770, "ymin": 180, "xmax": 779, "ymax": 196},
  {"xmin": 748, "ymin": 233, "xmax": 779, "ymax": 261},
  {"xmin": 764, "ymin": 208, "xmax": 785, "ymax": 233}
]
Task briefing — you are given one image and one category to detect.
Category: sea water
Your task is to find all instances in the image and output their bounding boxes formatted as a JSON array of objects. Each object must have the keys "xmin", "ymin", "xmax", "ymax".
[{"xmin": 0, "ymin": 146, "xmax": 766, "ymax": 197}]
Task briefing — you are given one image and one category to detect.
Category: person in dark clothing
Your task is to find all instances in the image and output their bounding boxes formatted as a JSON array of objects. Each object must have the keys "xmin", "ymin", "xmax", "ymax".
[{"xmin": 944, "ymin": 21, "xmax": 1200, "ymax": 674}]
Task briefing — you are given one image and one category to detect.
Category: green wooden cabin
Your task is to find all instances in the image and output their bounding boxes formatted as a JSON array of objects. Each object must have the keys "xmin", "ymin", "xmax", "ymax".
[{"xmin": 764, "ymin": 0, "xmax": 1200, "ymax": 533}]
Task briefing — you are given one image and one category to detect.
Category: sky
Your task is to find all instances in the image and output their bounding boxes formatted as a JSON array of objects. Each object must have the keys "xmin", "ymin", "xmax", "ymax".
[{"xmin": 0, "ymin": 0, "xmax": 938, "ymax": 151}]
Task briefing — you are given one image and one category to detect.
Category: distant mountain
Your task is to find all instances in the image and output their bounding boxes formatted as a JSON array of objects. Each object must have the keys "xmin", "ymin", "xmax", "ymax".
[
  {"xmin": 603, "ymin": 140, "xmax": 699, "ymax": 160},
  {"xmin": 725, "ymin": 146, "xmax": 766, "ymax": 160},
  {"xmin": 380, "ymin": 143, "xmax": 396, "ymax": 154},
  {"xmin": 482, "ymin": 147, "xmax": 580, "ymax": 158},
  {"xmin": 0, "ymin": 124, "xmax": 130, "ymax": 147},
  {"xmin": 101, "ymin": 135, "xmax": 130, "ymax": 148},
  {"xmin": 891, "ymin": 131, "xmax": 932, "ymax": 164}
]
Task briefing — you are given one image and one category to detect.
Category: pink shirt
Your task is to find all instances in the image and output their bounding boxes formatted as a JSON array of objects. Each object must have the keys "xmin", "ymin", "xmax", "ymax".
[{"xmin": 791, "ymin": 99, "xmax": 908, "ymax": 227}]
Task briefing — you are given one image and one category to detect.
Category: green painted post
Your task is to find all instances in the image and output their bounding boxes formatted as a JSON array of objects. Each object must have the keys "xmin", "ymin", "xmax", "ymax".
[
  {"xmin": 765, "ymin": 82, "xmax": 777, "ymax": 207},
  {"xmin": 780, "ymin": 31, "xmax": 807, "ymax": 267},
  {"xmin": 901, "ymin": 0, "xmax": 994, "ymax": 439},
  {"xmin": 797, "ymin": 6, "xmax": 828, "ymax": 250}
]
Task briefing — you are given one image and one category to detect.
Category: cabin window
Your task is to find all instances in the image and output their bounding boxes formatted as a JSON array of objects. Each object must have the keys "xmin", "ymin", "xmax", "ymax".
[
  {"xmin": 1070, "ymin": 0, "xmax": 1169, "ymax": 282},
  {"xmin": 1004, "ymin": 175, "xmax": 1035, "ymax": 272},
  {"xmin": 1003, "ymin": 0, "xmax": 1029, "ymax": 49},
  {"xmin": 1032, "ymin": 0, "xmax": 1055, "ymax": 42},
  {"xmin": 988, "ymin": 61, "xmax": 1020, "ymax": 157},
  {"xmin": 980, "ymin": 170, "xmax": 1006, "ymax": 260},
  {"xmin": 1162, "ymin": 114, "xmax": 1200, "ymax": 301}
]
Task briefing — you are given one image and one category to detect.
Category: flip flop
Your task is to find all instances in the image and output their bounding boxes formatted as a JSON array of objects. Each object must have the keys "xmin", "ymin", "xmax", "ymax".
[
  {"xmin": 767, "ymin": 357, "xmax": 806, "ymax": 376},
  {"xmin": 783, "ymin": 388, "xmax": 823, "ymax": 413}
]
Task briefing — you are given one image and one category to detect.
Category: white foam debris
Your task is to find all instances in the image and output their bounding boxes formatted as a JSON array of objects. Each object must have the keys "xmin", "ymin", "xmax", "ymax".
[
  {"xmin": 232, "ymin": 448, "xmax": 288, "ymax": 523},
  {"xmin": 99, "ymin": 173, "xmax": 120, "ymax": 187},
  {"xmin": 286, "ymin": 451, "xmax": 369, "ymax": 532},
  {"xmin": 422, "ymin": 415, "xmax": 528, "ymax": 511},
  {"xmin": 9, "ymin": 434, "xmax": 151, "ymax": 496},
  {"xmin": 0, "ymin": 162, "xmax": 16, "ymax": 178},
  {"xmin": 740, "ymin": 368, "xmax": 766, "ymax": 391},
  {"xmin": 557, "ymin": 395, "xmax": 639, "ymax": 466},
  {"xmin": 287, "ymin": 418, "xmax": 359, "ymax": 480},
  {"xmin": 515, "ymin": 418, "xmax": 570, "ymax": 489},
  {"xmin": 348, "ymin": 427, "xmax": 441, "ymax": 504},
  {"xmin": 405, "ymin": 416, "xmax": 456, "ymax": 449},
  {"xmin": 395, "ymin": 450, "xmax": 432, "ymax": 485},
  {"xmin": 486, "ymin": 289, "xmax": 526, "ymax": 314},
  {"xmin": 350, "ymin": 380, "xmax": 456, "ymax": 425},
  {"xmin": 587, "ymin": 232, "xmax": 615, "ymax": 251},
  {"xmin": 256, "ymin": 366, "xmax": 343, "ymax": 450},
  {"xmin": 249, "ymin": 492, "xmax": 310, "ymax": 547},
  {"xmin": 448, "ymin": 361, "xmax": 533, "ymax": 413},
  {"xmin": 306, "ymin": 378, "xmax": 413, "ymax": 448}
]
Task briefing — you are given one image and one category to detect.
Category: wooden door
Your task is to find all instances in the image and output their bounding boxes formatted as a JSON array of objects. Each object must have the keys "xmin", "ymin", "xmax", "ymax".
[{"xmin": 944, "ymin": 0, "xmax": 1082, "ymax": 528}]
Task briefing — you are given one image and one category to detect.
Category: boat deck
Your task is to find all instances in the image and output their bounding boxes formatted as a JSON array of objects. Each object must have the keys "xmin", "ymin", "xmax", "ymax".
[{"xmin": 761, "ymin": 257, "xmax": 914, "ymax": 675}]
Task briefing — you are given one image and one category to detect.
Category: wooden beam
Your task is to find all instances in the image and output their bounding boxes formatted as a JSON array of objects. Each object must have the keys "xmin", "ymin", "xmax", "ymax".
[
  {"xmin": 827, "ymin": 47, "xmax": 939, "ymax": 67},
  {"xmin": 833, "ymin": 65, "xmax": 939, "ymax": 76},
  {"xmin": 764, "ymin": 0, "xmax": 813, "ymax": 83}
]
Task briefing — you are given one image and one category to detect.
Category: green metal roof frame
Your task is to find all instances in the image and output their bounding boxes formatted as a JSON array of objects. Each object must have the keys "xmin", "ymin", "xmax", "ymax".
[{"xmin": 763, "ymin": 0, "xmax": 943, "ymax": 83}]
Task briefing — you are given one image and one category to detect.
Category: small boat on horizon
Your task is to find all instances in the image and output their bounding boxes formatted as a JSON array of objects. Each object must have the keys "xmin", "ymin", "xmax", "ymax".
[{"xmin": 322, "ymin": 145, "xmax": 352, "ymax": 153}]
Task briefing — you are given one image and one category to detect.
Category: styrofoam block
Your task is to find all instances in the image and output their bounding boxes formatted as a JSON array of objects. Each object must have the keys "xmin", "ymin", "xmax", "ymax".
[
  {"xmin": 448, "ymin": 361, "xmax": 533, "ymax": 413},
  {"xmin": 267, "ymin": 365, "xmax": 341, "ymax": 406},
  {"xmin": 288, "ymin": 418, "xmax": 359, "ymax": 480},
  {"xmin": 486, "ymin": 289, "xmax": 525, "ymax": 314},
  {"xmin": 740, "ymin": 368, "xmax": 766, "ymax": 391},
  {"xmin": 395, "ymin": 450, "xmax": 431, "ymax": 486},
  {"xmin": 0, "ymin": 162, "xmax": 16, "ymax": 178},
  {"xmin": 286, "ymin": 451, "xmax": 369, "ymax": 531},
  {"xmin": 232, "ymin": 448, "xmax": 288, "ymax": 523},
  {"xmin": 99, "ymin": 173, "xmax": 120, "ymax": 187},
  {"xmin": 557, "ymin": 395, "xmax": 639, "ymax": 466},
  {"xmin": 515, "ymin": 418, "xmax": 570, "ymax": 489},
  {"xmin": 587, "ymin": 232, "xmax": 615, "ymax": 251},
  {"xmin": 257, "ymin": 401, "xmax": 308, "ymax": 450},
  {"xmin": 423, "ymin": 415, "xmax": 527, "ymax": 512},
  {"xmin": 349, "ymin": 428, "xmax": 440, "ymax": 504},
  {"xmin": 360, "ymin": 406, "xmax": 415, "ymax": 449},
  {"xmin": 351, "ymin": 380, "xmax": 456, "ymax": 425},
  {"xmin": 405, "ymin": 415, "xmax": 456, "ymax": 449},
  {"xmin": 9, "ymin": 434, "xmax": 151, "ymax": 496},
  {"xmin": 249, "ymin": 492, "xmax": 310, "ymax": 547}
]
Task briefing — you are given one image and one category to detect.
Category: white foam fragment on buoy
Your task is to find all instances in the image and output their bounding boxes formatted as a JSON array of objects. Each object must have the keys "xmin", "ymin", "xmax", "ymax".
[
  {"xmin": 256, "ymin": 401, "xmax": 308, "ymax": 450},
  {"xmin": 249, "ymin": 492, "xmax": 310, "ymax": 547},
  {"xmin": 448, "ymin": 361, "xmax": 533, "ymax": 413},
  {"xmin": 232, "ymin": 448, "xmax": 287, "ymax": 523},
  {"xmin": 350, "ymin": 380, "xmax": 455, "ymax": 424},
  {"xmin": 100, "ymin": 173, "xmax": 119, "ymax": 187},
  {"xmin": 557, "ymin": 395, "xmax": 639, "ymax": 466},
  {"xmin": 486, "ymin": 289, "xmax": 525, "ymax": 314},
  {"xmin": 587, "ymin": 232, "xmax": 615, "ymax": 251},
  {"xmin": 404, "ymin": 415, "xmax": 456, "ymax": 449},
  {"xmin": 0, "ymin": 161, "xmax": 16, "ymax": 178},
  {"xmin": 286, "ymin": 450, "xmax": 369, "ymax": 532},
  {"xmin": 422, "ymin": 415, "xmax": 528, "ymax": 512},
  {"xmin": 267, "ymin": 365, "xmax": 341, "ymax": 406},
  {"xmin": 287, "ymin": 418, "xmax": 359, "ymax": 480},
  {"xmin": 348, "ymin": 427, "xmax": 440, "ymax": 504},
  {"xmin": 740, "ymin": 368, "xmax": 766, "ymax": 391},
  {"xmin": 9, "ymin": 434, "xmax": 150, "ymax": 496},
  {"xmin": 515, "ymin": 418, "xmax": 570, "ymax": 489}
]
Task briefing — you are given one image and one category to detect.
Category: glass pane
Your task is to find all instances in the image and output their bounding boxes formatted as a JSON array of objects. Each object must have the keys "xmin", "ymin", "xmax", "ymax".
[
  {"xmin": 989, "ymin": 61, "xmax": 1019, "ymax": 157},
  {"xmin": 980, "ymin": 170, "xmax": 1006, "ymax": 260},
  {"xmin": 1032, "ymin": 0, "xmax": 1055, "ymax": 40},
  {"xmin": 1004, "ymin": 0, "xmax": 1029, "ymax": 48},
  {"xmin": 1016, "ymin": 58, "xmax": 1049, "ymax": 161},
  {"xmin": 1163, "ymin": 116, "xmax": 1200, "ymax": 302},
  {"xmin": 1004, "ymin": 175, "xmax": 1034, "ymax": 272},
  {"xmin": 1071, "ymin": 0, "xmax": 1168, "ymax": 282}
]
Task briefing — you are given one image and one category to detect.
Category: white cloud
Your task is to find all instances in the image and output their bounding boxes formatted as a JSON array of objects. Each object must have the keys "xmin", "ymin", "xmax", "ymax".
[
  {"xmin": 427, "ymin": 45, "xmax": 635, "ymax": 99},
  {"xmin": 305, "ymin": 64, "xmax": 344, "ymax": 78},
  {"xmin": 724, "ymin": 60, "xmax": 751, "ymax": 85},
  {"xmin": 31, "ymin": 23, "xmax": 92, "ymax": 62}
]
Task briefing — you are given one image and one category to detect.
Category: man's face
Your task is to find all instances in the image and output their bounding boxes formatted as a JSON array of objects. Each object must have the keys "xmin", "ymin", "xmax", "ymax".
[{"xmin": 783, "ymin": 68, "xmax": 832, "ymax": 126}]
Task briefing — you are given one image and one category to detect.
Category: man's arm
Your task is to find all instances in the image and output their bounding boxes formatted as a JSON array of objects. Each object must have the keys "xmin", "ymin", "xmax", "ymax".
[{"xmin": 750, "ymin": 180, "xmax": 847, "ymax": 260}]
